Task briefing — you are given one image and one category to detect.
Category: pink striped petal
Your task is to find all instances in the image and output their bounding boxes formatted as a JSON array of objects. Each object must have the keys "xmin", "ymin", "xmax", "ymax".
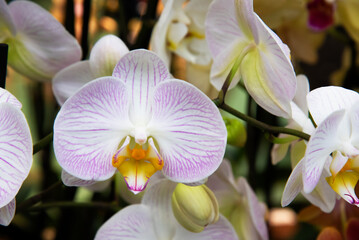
[
  {"xmin": 52, "ymin": 61, "xmax": 94, "ymax": 105},
  {"xmin": 112, "ymin": 50, "xmax": 170, "ymax": 124},
  {"xmin": 0, "ymin": 0, "xmax": 16, "ymax": 38},
  {"xmin": 61, "ymin": 170, "xmax": 111, "ymax": 192},
  {"xmin": 89, "ymin": 35, "xmax": 129, "ymax": 78},
  {"xmin": 303, "ymin": 110, "xmax": 345, "ymax": 193},
  {"xmin": 0, "ymin": 103, "xmax": 32, "ymax": 208},
  {"xmin": 7, "ymin": 1, "xmax": 81, "ymax": 81},
  {"xmin": 54, "ymin": 77, "xmax": 132, "ymax": 181},
  {"xmin": 0, "ymin": 88, "xmax": 22, "ymax": 109},
  {"xmin": 350, "ymin": 102, "xmax": 359, "ymax": 148},
  {"xmin": 307, "ymin": 86, "xmax": 359, "ymax": 125},
  {"xmin": 95, "ymin": 205, "xmax": 157, "ymax": 240},
  {"xmin": 0, "ymin": 199, "xmax": 15, "ymax": 226},
  {"xmin": 148, "ymin": 80, "xmax": 227, "ymax": 183}
]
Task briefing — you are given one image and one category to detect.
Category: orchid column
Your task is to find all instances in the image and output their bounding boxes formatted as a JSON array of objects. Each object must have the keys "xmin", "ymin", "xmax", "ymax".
[{"xmin": 53, "ymin": 50, "xmax": 227, "ymax": 194}]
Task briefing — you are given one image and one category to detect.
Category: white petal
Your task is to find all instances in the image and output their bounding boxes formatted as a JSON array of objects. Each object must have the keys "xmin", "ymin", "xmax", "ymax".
[
  {"xmin": 303, "ymin": 110, "xmax": 345, "ymax": 193},
  {"xmin": 238, "ymin": 177, "xmax": 268, "ymax": 240},
  {"xmin": 142, "ymin": 179, "xmax": 177, "ymax": 240},
  {"xmin": 307, "ymin": 86, "xmax": 359, "ymax": 125},
  {"xmin": 0, "ymin": 88, "xmax": 22, "ymax": 109},
  {"xmin": 112, "ymin": 50, "xmax": 170, "ymax": 125},
  {"xmin": 282, "ymin": 159, "xmax": 304, "ymax": 207},
  {"xmin": 293, "ymin": 74, "xmax": 310, "ymax": 114},
  {"xmin": 7, "ymin": 0, "xmax": 81, "ymax": 81},
  {"xmin": 0, "ymin": 103, "xmax": 32, "ymax": 208},
  {"xmin": 54, "ymin": 77, "xmax": 132, "ymax": 181},
  {"xmin": 61, "ymin": 170, "xmax": 110, "ymax": 192},
  {"xmin": 89, "ymin": 34, "xmax": 129, "ymax": 78},
  {"xmin": 350, "ymin": 101, "xmax": 359, "ymax": 148},
  {"xmin": 94, "ymin": 204, "xmax": 157, "ymax": 240},
  {"xmin": 205, "ymin": 0, "xmax": 245, "ymax": 58},
  {"xmin": 150, "ymin": 0, "xmax": 187, "ymax": 67},
  {"xmin": 0, "ymin": 0, "xmax": 16, "ymax": 39},
  {"xmin": 0, "ymin": 199, "xmax": 15, "ymax": 226},
  {"xmin": 206, "ymin": 159, "xmax": 236, "ymax": 192},
  {"xmin": 148, "ymin": 80, "xmax": 227, "ymax": 183},
  {"xmin": 52, "ymin": 61, "xmax": 94, "ymax": 106},
  {"xmin": 173, "ymin": 215, "xmax": 238, "ymax": 240}
]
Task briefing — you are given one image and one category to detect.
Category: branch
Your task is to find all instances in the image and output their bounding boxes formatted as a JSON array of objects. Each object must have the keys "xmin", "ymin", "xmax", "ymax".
[{"xmin": 33, "ymin": 132, "xmax": 53, "ymax": 154}]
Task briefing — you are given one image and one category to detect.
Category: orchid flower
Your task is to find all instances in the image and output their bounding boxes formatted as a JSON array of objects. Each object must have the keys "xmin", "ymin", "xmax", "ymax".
[
  {"xmin": 53, "ymin": 34, "xmax": 129, "ymax": 105},
  {"xmin": 53, "ymin": 49, "xmax": 227, "ymax": 194},
  {"xmin": 150, "ymin": 0, "xmax": 212, "ymax": 67},
  {"xmin": 274, "ymin": 76, "xmax": 336, "ymax": 213},
  {"xmin": 206, "ymin": 159, "xmax": 269, "ymax": 240},
  {"xmin": 0, "ymin": 88, "xmax": 32, "ymax": 226},
  {"xmin": 0, "ymin": 0, "xmax": 81, "ymax": 81},
  {"xmin": 302, "ymin": 86, "xmax": 359, "ymax": 206},
  {"xmin": 95, "ymin": 178, "xmax": 238, "ymax": 240},
  {"xmin": 205, "ymin": 0, "xmax": 297, "ymax": 118}
]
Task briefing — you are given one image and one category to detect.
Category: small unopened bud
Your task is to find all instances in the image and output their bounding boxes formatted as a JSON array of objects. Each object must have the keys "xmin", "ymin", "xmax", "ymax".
[
  {"xmin": 224, "ymin": 117, "xmax": 247, "ymax": 147},
  {"xmin": 171, "ymin": 183, "xmax": 219, "ymax": 233}
]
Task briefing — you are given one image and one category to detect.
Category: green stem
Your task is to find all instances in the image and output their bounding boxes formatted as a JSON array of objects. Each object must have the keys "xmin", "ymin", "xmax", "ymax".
[
  {"xmin": 33, "ymin": 132, "xmax": 53, "ymax": 155},
  {"xmin": 17, "ymin": 180, "xmax": 62, "ymax": 213},
  {"xmin": 27, "ymin": 201, "xmax": 120, "ymax": 212},
  {"xmin": 218, "ymin": 102, "xmax": 310, "ymax": 141}
]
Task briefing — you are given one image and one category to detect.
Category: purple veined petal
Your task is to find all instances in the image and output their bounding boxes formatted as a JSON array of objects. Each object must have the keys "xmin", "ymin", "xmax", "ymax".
[
  {"xmin": 0, "ymin": 103, "xmax": 32, "ymax": 208},
  {"xmin": 148, "ymin": 79, "xmax": 227, "ymax": 183},
  {"xmin": 237, "ymin": 177, "xmax": 269, "ymax": 240},
  {"xmin": 112, "ymin": 50, "xmax": 170, "ymax": 124},
  {"xmin": 150, "ymin": 0, "xmax": 188, "ymax": 67},
  {"xmin": 52, "ymin": 61, "xmax": 94, "ymax": 106},
  {"xmin": 142, "ymin": 178, "xmax": 177, "ymax": 240},
  {"xmin": 7, "ymin": 0, "xmax": 81, "ymax": 81},
  {"xmin": 54, "ymin": 77, "xmax": 132, "ymax": 181},
  {"xmin": 307, "ymin": 86, "xmax": 359, "ymax": 126},
  {"xmin": 0, "ymin": 198, "xmax": 15, "ymax": 226},
  {"xmin": 241, "ymin": 49, "xmax": 293, "ymax": 118},
  {"xmin": 61, "ymin": 170, "xmax": 111, "ymax": 192},
  {"xmin": 282, "ymin": 158, "xmax": 304, "ymax": 207},
  {"xmin": 0, "ymin": 88, "xmax": 22, "ymax": 109},
  {"xmin": 0, "ymin": 0, "xmax": 16, "ymax": 39},
  {"xmin": 173, "ymin": 215, "xmax": 238, "ymax": 240},
  {"xmin": 302, "ymin": 167, "xmax": 336, "ymax": 213},
  {"xmin": 89, "ymin": 34, "xmax": 129, "ymax": 78},
  {"xmin": 303, "ymin": 110, "xmax": 345, "ymax": 193},
  {"xmin": 205, "ymin": 0, "xmax": 245, "ymax": 58},
  {"xmin": 94, "ymin": 204, "xmax": 158, "ymax": 240},
  {"xmin": 206, "ymin": 159, "xmax": 236, "ymax": 193},
  {"xmin": 293, "ymin": 75, "xmax": 310, "ymax": 115}
]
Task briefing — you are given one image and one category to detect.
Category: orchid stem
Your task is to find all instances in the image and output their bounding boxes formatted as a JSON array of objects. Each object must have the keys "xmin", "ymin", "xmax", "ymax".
[
  {"xmin": 17, "ymin": 180, "xmax": 63, "ymax": 213},
  {"xmin": 33, "ymin": 132, "xmax": 53, "ymax": 155},
  {"xmin": 217, "ymin": 102, "xmax": 310, "ymax": 141}
]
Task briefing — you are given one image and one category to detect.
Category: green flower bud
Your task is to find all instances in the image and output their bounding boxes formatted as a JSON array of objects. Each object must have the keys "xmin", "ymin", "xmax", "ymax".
[
  {"xmin": 224, "ymin": 117, "xmax": 247, "ymax": 147},
  {"xmin": 171, "ymin": 183, "xmax": 219, "ymax": 233}
]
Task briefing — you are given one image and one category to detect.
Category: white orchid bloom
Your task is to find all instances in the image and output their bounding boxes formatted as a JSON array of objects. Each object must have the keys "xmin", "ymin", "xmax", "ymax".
[
  {"xmin": 275, "ymin": 76, "xmax": 336, "ymax": 213},
  {"xmin": 0, "ymin": 88, "xmax": 32, "ymax": 226},
  {"xmin": 53, "ymin": 34, "xmax": 129, "ymax": 105},
  {"xmin": 205, "ymin": 0, "xmax": 297, "ymax": 118},
  {"xmin": 53, "ymin": 49, "xmax": 227, "ymax": 194},
  {"xmin": 0, "ymin": 0, "xmax": 81, "ymax": 81},
  {"xmin": 150, "ymin": 0, "xmax": 213, "ymax": 67},
  {"xmin": 206, "ymin": 159, "xmax": 269, "ymax": 240},
  {"xmin": 302, "ymin": 86, "xmax": 359, "ymax": 206},
  {"xmin": 95, "ymin": 178, "xmax": 238, "ymax": 240}
]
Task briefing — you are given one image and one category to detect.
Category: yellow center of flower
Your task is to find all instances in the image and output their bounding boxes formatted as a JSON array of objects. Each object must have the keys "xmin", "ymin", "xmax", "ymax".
[{"xmin": 112, "ymin": 139, "xmax": 164, "ymax": 194}]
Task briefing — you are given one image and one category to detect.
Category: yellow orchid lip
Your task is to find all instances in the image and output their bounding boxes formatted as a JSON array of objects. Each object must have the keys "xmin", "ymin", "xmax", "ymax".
[{"xmin": 112, "ymin": 137, "xmax": 164, "ymax": 194}]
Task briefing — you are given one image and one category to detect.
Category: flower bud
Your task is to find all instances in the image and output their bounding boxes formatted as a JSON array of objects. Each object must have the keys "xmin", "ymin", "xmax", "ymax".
[
  {"xmin": 171, "ymin": 183, "xmax": 219, "ymax": 233},
  {"xmin": 224, "ymin": 117, "xmax": 247, "ymax": 147}
]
